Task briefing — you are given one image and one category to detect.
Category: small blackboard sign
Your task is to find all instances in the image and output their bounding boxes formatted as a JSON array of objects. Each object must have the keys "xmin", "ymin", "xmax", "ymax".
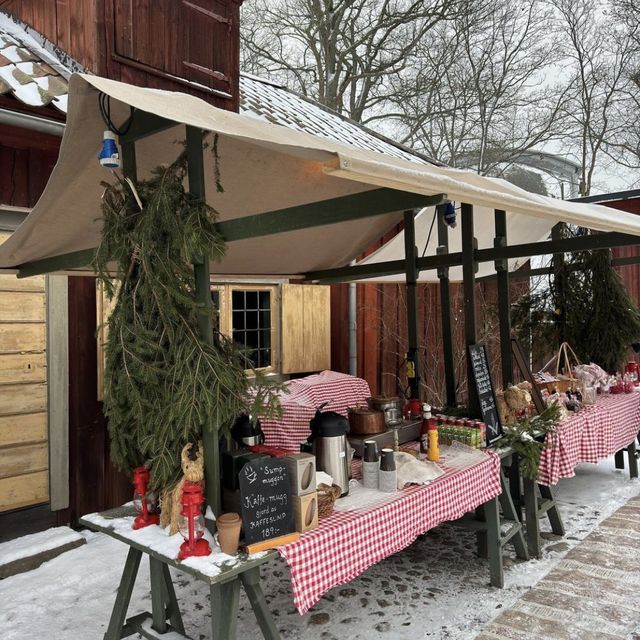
[
  {"xmin": 239, "ymin": 458, "xmax": 294, "ymax": 545},
  {"xmin": 468, "ymin": 343, "xmax": 503, "ymax": 445}
]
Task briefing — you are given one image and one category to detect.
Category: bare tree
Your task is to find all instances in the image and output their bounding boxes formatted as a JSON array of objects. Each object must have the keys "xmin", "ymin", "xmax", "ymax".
[
  {"xmin": 387, "ymin": 0, "xmax": 568, "ymax": 176},
  {"xmin": 555, "ymin": 0, "xmax": 637, "ymax": 195},
  {"xmin": 241, "ymin": 0, "xmax": 469, "ymax": 123}
]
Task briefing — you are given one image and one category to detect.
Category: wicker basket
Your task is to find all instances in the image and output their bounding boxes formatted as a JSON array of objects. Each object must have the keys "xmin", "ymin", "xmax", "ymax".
[
  {"xmin": 538, "ymin": 343, "xmax": 581, "ymax": 393},
  {"xmin": 317, "ymin": 483, "xmax": 341, "ymax": 518}
]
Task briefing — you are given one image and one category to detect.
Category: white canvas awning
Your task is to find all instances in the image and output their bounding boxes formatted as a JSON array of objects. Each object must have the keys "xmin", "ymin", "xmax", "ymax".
[{"xmin": 0, "ymin": 73, "xmax": 639, "ymax": 277}]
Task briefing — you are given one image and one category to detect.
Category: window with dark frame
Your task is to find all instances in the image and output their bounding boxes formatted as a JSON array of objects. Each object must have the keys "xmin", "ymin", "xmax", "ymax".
[{"xmin": 231, "ymin": 289, "xmax": 272, "ymax": 370}]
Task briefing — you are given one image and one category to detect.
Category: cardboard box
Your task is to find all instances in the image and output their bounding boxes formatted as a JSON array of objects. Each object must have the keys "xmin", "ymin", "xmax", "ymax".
[
  {"xmin": 292, "ymin": 492, "xmax": 318, "ymax": 533},
  {"xmin": 283, "ymin": 452, "xmax": 316, "ymax": 496}
]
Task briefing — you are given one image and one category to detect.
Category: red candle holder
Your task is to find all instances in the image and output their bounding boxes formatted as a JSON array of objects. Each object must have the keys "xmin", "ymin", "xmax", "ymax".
[
  {"xmin": 131, "ymin": 466, "xmax": 159, "ymax": 530},
  {"xmin": 178, "ymin": 481, "xmax": 211, "ymax": 560},
  {"xmin": 625, "ymin": 361, "xmax": 639, "ymax": 387}
]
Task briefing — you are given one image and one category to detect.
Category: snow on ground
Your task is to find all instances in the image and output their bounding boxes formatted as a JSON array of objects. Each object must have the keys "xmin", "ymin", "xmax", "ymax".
[
  {"xmin": 0, "ymin": 456, "xmax": 637, "ymax": 640},
  {"xmin": 0, "ymin": 526, "xmax": 82, "ymax": 565}
]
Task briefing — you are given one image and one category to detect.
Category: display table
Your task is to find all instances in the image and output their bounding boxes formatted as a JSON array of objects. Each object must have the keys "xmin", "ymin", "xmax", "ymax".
[
  {"xmin": 538, "ymin": 392, "xmax": 640, "ymax": 486},
  {"xmin": 518, "ymin": 392, "xmax": 640, "ymax": 558},
  {"xmin": 259, "ymin": 370, "xmax": 371, "ymax": 450},
  {"xmin": 278, "ymin": 446, "xmax": 502, "ymax": 613},
  {"xmin": 80, "ymin": 507, "xmax": 280, "ymax": 640}
]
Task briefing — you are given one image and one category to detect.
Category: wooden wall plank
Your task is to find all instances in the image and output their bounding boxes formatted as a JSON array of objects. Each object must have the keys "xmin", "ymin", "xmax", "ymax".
[
  {"xmin": 0, "ymin": 470, "xmax": 48, "ymax": 512},
  {"xmin": 0, "ymin": 323, "xmax": 46, "ymax": 353},
  {"xmin": 0, "ymin": 291, "xmax": 46, "ymax": 322},
  {"xmin": 0, "ymin": 274, "xmax": 46, "ymax": 292},
  {"xmin": 0, "ymin": 353, "xmax": 47, "ymax": 385},
  {"xmin": 0, "ymin": 413, "xmax": 48, "ymax": 448},
  {"xmin": 0, "ymin": 383, "xmax": 47, "ymax": 416},
  {"xmin": 0, "ymin": 442, "xmax": 48, "ymax": 480}
]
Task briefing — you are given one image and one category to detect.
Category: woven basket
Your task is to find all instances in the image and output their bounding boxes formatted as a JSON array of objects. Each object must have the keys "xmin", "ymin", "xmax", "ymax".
[
  {"xmin": 317, "ymin": 483, "xmax": 341, "ymax": 518},
  {"xmin": 538, "ymin": 343, "xmax": 581, "ymax": 393}
]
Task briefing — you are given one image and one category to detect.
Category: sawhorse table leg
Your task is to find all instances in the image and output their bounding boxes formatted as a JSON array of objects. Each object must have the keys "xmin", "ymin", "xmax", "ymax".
[
  {"xmin": 627, "ymin": 440, "xmax": 638, "ymax": 479},
  {"xmin": 210, "ymin": 567, "xmax": 281, "ymax": 640},
  {"xmin": 484, "ymin": 497, "xmax": 503, "ymax": 588},
  {"xmin": 523, "ymin": 478, "xmax": 565, "ymax": 558},
  {"xmin": 104, "ymin": 548, "xmax": 143, "ymax": 640}
]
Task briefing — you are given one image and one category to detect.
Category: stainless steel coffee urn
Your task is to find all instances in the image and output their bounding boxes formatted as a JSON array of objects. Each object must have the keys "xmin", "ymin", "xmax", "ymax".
[{"xmin": 303, "ymin": 405, "xmax": 353, "ymax": 496}]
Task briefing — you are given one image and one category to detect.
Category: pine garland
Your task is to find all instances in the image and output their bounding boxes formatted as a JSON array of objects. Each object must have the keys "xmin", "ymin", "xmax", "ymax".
[
  {"xmin": 500, "ymin": 403, "xmax": 560, "ymax": 480},
  {"xmin": 94, "ymin": 152, "xmax": 252, "ymax": 492}
]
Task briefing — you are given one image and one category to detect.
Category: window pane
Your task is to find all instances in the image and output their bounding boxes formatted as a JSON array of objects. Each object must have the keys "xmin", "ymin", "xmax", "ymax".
[
  {"xmin": 245, "ymin": 311, "xmax": 258, "ymax": 331},
  {"xmin": 259, "ymin": 310, "xmax": 271, "ymax": 329},
  {"xmin": 232, "ymin": 290, "xmax": 244, "ymax": 308},
  {"xmin": 232, "ymin": 310, "xmax": 245, "ymax": 330},
  {"xmin": 259, "ymin": 291, "xmax": 271, "ymax": 310},
  {"xmin": 245, "ymin": 291, "xmax": 258, "ymax": 310}
]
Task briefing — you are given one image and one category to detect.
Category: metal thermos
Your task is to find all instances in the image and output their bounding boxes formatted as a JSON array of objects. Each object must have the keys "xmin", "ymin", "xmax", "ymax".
[
  {"xmin": 305, "ymin": 405, "xmax": 353, "ymax": 496},
  {"xmin": 362, "ymin": 440, "xmax": 379, "ymax": 489}
]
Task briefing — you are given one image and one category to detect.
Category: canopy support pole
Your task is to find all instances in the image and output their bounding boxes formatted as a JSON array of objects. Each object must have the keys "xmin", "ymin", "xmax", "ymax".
[
  {"xmin": 437, "ymin": 204, "xmax": 456, "ymax": 407},
  {"xmin": 461, "ymin": 203, "xmax": 479, "ymax": 416},
  {"xmin": 404, "ymin": 209, "xmax": 421, "ymax": 399},
  {"xmin": 186, "ymin": 125, "xmax": 221, "ymax": 522},
  {"xmin": 494, "ymin": 209, "xmax": 513, "ymax": 386}
]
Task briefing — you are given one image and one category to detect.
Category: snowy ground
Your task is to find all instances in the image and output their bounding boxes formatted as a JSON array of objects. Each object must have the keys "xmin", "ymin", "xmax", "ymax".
[{"xmin": 0, "ymin": 456, "xmax": 638, "ymax": 640}]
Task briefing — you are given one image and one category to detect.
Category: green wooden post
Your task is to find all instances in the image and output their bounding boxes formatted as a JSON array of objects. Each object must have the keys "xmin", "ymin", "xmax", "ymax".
[
  {"xmin": 210, "ymin": 580, "xmax": 241, "ymax": 640},
  {"xmin": 437, "ymin": 204, "xmax": 456, "ymax": 407},
  {"xmin": 484, "ymin": 496, "xmax": 504, "ymax": 588},
  {"xmin": 494, "ymin": 209, "xmax": 513, "ymax": 387},
  {"xmin": 241, "ymin": 567, "xmax": 282, "ymax": 640},
  {"xmin": 461, "ymin": 203, "xmax": 479, "ymax": 416},
  {"xmin": 404, "ymin": 209, "xmax": 421, "ymax": 399},
  {"xmin": 185, "ymin": 125, "xmax": 221, "ymax": 520}
]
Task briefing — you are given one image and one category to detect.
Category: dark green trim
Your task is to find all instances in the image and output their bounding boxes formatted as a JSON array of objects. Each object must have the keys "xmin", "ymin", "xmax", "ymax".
[
  {"xmin": 437, "ymin": 204, "xmax": 456, "ymax": 407},
  {"xmin": 477, "ymin": 231, "xmax": 639, "ymax": 262},
  {"xmin": 17, "ymin": 248, "xmax": 96, "ymax": 278},
  {"xmin": 461, "ymin": 203, "xmax": 479, "ymax": 416},
  {"xmin": 120, "ymin": 111, "xmax": 177, "ymax": 144},
  {"xmin": 404, "ymin": 209, "xmax": 420, "ymax": 398},
  {"xmin": 494, "ymin": 209, "xmax": 513, "ymax": 386},
  {"xmin": 217, "ymin": 191, "xmax": 446, "ymax": 242},
  {"xmin": 186, "ymin": 125, "xmax": 221, "ymax": 521}
]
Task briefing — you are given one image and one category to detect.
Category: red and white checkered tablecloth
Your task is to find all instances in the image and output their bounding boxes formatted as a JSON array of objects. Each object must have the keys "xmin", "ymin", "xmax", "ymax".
[
  {"xmin": 260, "ymin": 371, "xmax": 371, "ymax": 451},
  {"xmin": 277, "ymin": 448, "xmax": 501, "ymax": 614},
  {"xmin": 538, "ymin": 392, "xmax": 640, "ymax": 486}
]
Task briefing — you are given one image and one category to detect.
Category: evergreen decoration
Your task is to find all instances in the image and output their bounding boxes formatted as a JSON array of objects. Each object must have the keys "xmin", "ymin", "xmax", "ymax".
[
  {"xmin": 512, "ymin": 225, "xmax": 640, "ymax": 374},
  {"xmin": 500, "ymin": 403, "xmax": 561, "ymax": 480},
  {"xmin": 94, "ymin": 152, "xmax": 259, "ymax": 492}
]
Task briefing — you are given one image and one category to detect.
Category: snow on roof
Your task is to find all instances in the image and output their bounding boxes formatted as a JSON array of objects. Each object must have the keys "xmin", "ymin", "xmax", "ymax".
[
  {"xmin": 0, "ymin": 12, "xmax": 85, "ymax": 113},
  {"xmin": 239, "ymin": 74, "xmax": 437, "ymax": 166}
]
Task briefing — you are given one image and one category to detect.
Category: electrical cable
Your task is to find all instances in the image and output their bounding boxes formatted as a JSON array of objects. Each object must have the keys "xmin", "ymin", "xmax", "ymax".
[
  {"xmin": 420, "ymin": 208, "xmax": 437, "ymax": 258},
  {"xmin": 98, "ymin": 92, "xmax": 134, "ymax": 136}
]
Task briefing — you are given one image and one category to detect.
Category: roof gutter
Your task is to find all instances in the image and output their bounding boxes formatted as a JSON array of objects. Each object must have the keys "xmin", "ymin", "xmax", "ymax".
[{"xmin": 0, "ymin": 107, "xmax": 64, "ymax": 137}]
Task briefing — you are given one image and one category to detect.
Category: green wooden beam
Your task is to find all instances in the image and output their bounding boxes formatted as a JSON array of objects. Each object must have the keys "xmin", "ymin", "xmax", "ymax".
[
  {"xmin": 437, "ymin": 204, "xmax": 456, "ymax": 407},
  {"xmin": 404, "ymin": 209, "xmax": 420, "ymax": 399},
  {"xmin": 461, "ymin": 202, "xmax": 479, "ymax": 417},
  {"xmin": 477, "ymin": 231, "xmax": 640, "ymax": 262},
  {"xmin": 120, "ymin": 110, "xmax": 177, "ymax": 144},
  {"xmin": 17, "ymin": 248, "xmax": 96, "ymax": 278},
  {"xmin": 186, "ymin": 125, "xmax": 221, "ymax": 523},
  {"xmin": 494, "ymin": 209, "xmax": 513, "ymax": 386},
  {"xmin": 217, "ymin": 190, "xmax": 447, "ymax": 242}
]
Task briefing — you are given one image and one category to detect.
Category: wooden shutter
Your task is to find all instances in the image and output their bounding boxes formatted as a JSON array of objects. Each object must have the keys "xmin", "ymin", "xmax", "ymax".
[
  {"xmin": 281, "ymin": 285, "xmax": 331, "ymax": 374},
  {"xmin": 112, "ymin": 0, "xmax": 233, "ymax": 96}
]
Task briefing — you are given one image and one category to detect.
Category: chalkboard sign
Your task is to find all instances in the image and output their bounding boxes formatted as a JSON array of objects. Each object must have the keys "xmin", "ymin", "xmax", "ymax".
[
  {"xmin": 239, "ymin": 458, "xmax": 295, "ymax": 545},
  {"xmin": 468, "ymin": 343, "xmax": 503, "ymax": 445}
]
